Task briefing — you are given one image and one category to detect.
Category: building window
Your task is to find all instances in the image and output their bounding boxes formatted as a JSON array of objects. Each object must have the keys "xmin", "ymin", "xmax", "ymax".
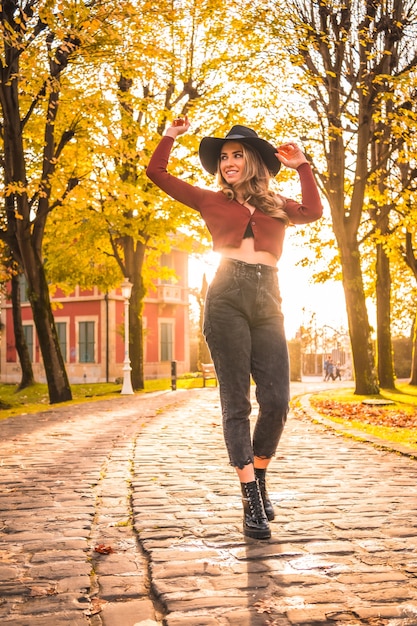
[
  {"xmin": 79, "ymin": 321, "xmax": 95, "ymax": 363},
  {"xmin": 23, "ymin": 325, "xmax": 34, "ymax": 362},
  {"xmin": 18, "ymin": 274, "xmax": 29, "ymax": 303},
  {"xmin": 56, "ymin": 322, "xmax": 67, "ymax": 362},
  {"xmin": 160, "ymin": 322, "xmax": 173, "ymax": 362},
  {"xmin": 160, "ymin": 253, "xmax": 174, "ymax": 285}
]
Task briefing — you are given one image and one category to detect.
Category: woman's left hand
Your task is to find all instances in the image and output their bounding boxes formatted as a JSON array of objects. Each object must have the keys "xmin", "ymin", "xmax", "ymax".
[
  {"xmin": 276, "ymin": 142, "xmax": 308, "ymax": 169},
  {"xmin": 165, "ymin": 116, "xmax": 191, "ymax": 139}
]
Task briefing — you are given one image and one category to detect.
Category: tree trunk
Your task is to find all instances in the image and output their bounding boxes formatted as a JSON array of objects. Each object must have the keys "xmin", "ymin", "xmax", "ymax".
[
  {"xmin": 115, "ymin": 71, "xmax": 204, "ymax": 391},
  {"xmin": 327, "ymin": 132, "xmax": 379, "ymax": 395},
  {"xmin": 284, "ymin": 0, "xmax": 417, "ymax": 396},
  {"xmin": 125, "ymin": 240, "xmax": 146, "ymax": 391},
  {"xmin": 11, "ymin": 272, "xmax": 35, "ymax": 390},
  {"xmin": 410, "ymin": 311, "xmax": 417, "ymax": 386},
  {"xmin": 376, "ymin": 242, "xmax": 395, "ymax": 388},
  {"xmin": 369, "ymin": 104, "xmax": 396, "ymax": 390},
  {"xmin": 24, "ymin": 251, "xmax": 72, "ymax": 403},
  {"xmin": 129, "ymin": 272, "xmax": 145, "ymax": 391},
  {"xmin": 4, "ymin": 190, "xmax": 72, "ymax": 406},
  {"xmin": 0, "ymin": 27, "xmax": 73, "ymax": 404},
  {"xmin": 339, "ymin": 239, "xmax": 379, "ymax": 395},
  {"xmin": 404, "ymin": 230, "xmax": 417, "ymax": 385},
  {"xmin": 324, "ymin": 76, "xmax": 379, "ymax": 395}
]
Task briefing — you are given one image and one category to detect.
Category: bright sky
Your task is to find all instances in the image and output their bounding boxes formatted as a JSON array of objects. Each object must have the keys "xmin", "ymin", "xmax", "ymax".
[
  {"xmin": 279, "ymin": 240, "xmax": 348, "ymax": 339},
  {"xmin": 188, "ymin": 237, "xmax": 349, "ymax": 341}
]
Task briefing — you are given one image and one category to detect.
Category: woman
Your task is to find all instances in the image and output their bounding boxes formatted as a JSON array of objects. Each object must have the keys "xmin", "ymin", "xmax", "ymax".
[{"xmin": 146, "ymin": 118, "xmax": 323, "ymax": 540}]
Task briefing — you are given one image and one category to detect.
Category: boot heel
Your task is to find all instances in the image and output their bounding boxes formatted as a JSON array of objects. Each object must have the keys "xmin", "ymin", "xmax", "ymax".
[{"xmin": 241, "ymin": 480, "xmax": 271, "ymax": 540}]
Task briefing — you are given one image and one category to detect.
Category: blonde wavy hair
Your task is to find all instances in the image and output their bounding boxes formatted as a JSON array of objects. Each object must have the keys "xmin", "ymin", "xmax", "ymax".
[{"xmin": 216, "ymin": 142, "xmax": 289, "ymax": 224}]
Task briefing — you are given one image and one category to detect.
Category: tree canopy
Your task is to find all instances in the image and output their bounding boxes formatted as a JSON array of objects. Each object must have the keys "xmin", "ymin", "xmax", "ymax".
[{"xmin": 2, "ymin": 0, "xmax": 417, "ymax": 397}]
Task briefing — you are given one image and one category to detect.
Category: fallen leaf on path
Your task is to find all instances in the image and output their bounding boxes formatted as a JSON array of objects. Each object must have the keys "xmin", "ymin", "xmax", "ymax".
[
  {"xmin": 94, "ymin": 543, "xmax": 115, "ymax": 554},
  {"xmin": 84, "ymin": 597, "xmax": 108, "ymax": 616}
]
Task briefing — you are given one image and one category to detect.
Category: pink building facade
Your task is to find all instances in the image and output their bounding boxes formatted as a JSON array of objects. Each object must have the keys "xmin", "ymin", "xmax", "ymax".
[{"xmin": 0, "ymin": 250, "xmax": 190, "ymax": 384}]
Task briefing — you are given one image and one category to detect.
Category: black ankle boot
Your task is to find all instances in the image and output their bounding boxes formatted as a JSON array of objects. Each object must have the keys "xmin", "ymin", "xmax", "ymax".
[
  {"xmin": 240, "ymin": 480, "xmax": 271, "ymax": 540},
  {"xmin": 255, "ymin": 468, "xmax": 275, "ymax": 521}
]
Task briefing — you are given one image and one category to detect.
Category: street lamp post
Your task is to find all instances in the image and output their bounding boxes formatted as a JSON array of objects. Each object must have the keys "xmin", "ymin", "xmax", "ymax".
[{"xmin": 121, "ymin": 277, "xmax": 134, "ymax": 395}]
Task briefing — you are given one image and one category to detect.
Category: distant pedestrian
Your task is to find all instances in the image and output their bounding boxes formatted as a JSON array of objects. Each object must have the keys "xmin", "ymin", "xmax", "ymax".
[
  {"xmin": 326, "ymin": 357, "xmax": 335, "ymax": 381},
  {"xmin": 335, "ymin": 362, "xmax": 342, "ymax": 381},
  {"xmin": 147, "ymin": 117, "xmax": 322, "ymax": 540},
  {"xmin": 324, "ymin": 355, "xmax": 335, "ymax": 381},
  {"xmin": 323, "ymin": 356, "xmax": 330, "ymax": 380}
]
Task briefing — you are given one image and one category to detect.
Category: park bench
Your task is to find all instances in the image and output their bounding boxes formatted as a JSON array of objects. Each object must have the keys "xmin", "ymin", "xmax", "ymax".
[{"xmin": 201, "ymin": 363, "xmax": 217, "ymax": 387}]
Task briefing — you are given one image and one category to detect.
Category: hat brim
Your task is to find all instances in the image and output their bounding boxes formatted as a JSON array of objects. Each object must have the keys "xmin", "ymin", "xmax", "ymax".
[{"xmin": 199, "ymin": 136, "xmax": 281, "ymax": 176}]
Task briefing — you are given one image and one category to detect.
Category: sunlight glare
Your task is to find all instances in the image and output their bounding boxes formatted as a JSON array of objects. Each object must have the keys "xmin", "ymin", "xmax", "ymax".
[{"xmin": 188, "ymin": 247, "xmax": 348, "ymax": 340}]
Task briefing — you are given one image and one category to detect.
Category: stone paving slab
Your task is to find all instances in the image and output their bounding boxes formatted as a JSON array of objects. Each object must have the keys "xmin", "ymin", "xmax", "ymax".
[
  {"xmin": 1, "ymin": 382, "xmax": 417, "ymax": 625},
  {"xmin": 131, "ymin": 387, "xmax": 417, "ymax": 625},
  {"xmin": 0, "ymin": 390, "xmax": 188, "ymax": 626}
]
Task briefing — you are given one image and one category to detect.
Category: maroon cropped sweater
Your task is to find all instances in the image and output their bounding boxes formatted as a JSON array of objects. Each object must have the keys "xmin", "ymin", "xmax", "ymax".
[{"xmin": 146, "ymin": 136, "xmax": 323, "ymax": 260}]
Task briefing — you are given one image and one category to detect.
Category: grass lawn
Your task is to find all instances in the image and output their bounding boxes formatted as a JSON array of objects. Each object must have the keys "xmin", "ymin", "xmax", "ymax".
[
  {"xmin": 3, "ymin": 377, "xmax": 417, "ymax": 453},
  {"xmin": 306, "ymin": 381, "xmax": 417, "ymax": 452},
  {"xmin": 0, "ymin": 375, "xmax": 214, "ymax": 420}
]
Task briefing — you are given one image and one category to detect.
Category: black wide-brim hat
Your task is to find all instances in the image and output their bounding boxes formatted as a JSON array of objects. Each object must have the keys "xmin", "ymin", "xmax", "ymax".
[{"xmin": 199, "ymin": 125, "xmax": 280, "ymax": 176}]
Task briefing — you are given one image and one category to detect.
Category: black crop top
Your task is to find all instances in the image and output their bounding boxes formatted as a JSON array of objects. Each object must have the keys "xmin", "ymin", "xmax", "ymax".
[{"xmin": 243, "ymin": 221, "xmax": 254, "ymax": 239}]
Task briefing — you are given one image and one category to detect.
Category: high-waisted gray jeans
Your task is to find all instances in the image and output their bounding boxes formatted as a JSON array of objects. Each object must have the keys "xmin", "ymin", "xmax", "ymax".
[{"xmin": 203, "ymin": 258, "xmax": 290, "ymax": 469}]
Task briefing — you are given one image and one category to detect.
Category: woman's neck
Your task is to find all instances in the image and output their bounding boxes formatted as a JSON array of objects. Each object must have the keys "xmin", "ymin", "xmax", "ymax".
[{"xmin": 235, "ymin": 188, "xmax": 249, "ymax": 205}]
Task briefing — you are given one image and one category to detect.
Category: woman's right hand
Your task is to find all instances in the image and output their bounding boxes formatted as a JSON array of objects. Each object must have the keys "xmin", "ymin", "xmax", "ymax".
[{"xmin": 165, "ymin": 116, "xmax": 190, "ymax": 138}]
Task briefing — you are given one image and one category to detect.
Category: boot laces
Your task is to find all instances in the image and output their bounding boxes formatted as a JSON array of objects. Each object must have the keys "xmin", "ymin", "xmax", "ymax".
[{"xmin": 245, "ymin": 483, "xmax": 265, "ymax": 519}]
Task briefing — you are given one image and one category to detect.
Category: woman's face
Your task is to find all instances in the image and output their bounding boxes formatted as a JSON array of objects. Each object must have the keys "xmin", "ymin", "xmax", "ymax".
[{"xmin": 219, "ymin": 141, "xmax": 245, "ymax": 185}]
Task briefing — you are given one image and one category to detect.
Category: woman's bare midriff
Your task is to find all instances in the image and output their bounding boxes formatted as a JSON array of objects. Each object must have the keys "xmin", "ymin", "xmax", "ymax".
[{"xmin": 218, "ymin": 237, "xmax": 278, "ymax": 267}]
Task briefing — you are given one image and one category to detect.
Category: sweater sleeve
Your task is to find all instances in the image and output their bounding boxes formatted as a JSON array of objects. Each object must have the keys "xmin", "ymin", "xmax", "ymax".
[
  {"xmin": 284, "ymin": 162, "xmax": 323, "ymax": 224},
  {"xmin": 146, "ymin": 135, "xmax": 206, "ymax": 212}
]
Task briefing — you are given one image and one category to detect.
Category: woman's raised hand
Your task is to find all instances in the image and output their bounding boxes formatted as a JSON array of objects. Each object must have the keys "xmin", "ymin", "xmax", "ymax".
[
  {"xmin": 276, "ymin": 142, "xmax": 308, "ymax": 169},
  {"xmin": 165, "ymin": 116, "xmax": 190, "ymax": 138}
]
